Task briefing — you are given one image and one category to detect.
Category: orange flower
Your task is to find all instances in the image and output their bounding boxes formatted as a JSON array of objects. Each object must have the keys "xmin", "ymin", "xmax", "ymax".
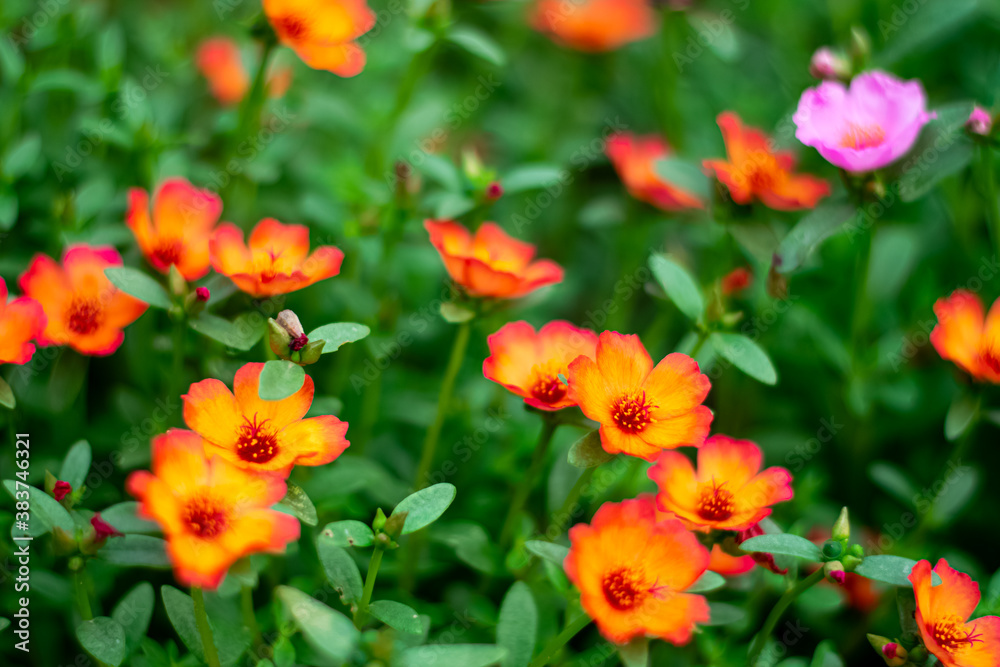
[
  {"xmin": 649, "ymin": 434, "xmax": 793, "ymax": 531},
  {"xmin": 196, "ymin": 38, "xmax": 250, "ymax": 105},
  {"xmin": 565, "ymin": 498, "xmax": 710, "ymax": 645},
  {"xmin": 910, "ymin": 559, "xmax": 1000, "ymax": 667},
  {"xmin": 567, "ymin": 331, "xmax": 712, "ymax": 460},
  {"xmin": 127, "ymin": 178, "xmax": 223, "ymax": 280},
  {"xmin": 606, "ymin": 133, "xmax": 705, "ymax": 211},
  {"xmin": 209, "ymin": 218, "xmax": 344, "ymax": 297},
  {"xmin": 18, "ymin": 245, "xmax": 148, "ymax": 356},
  {"xmin": 530, "ymin": 0, "xmax": 655, "ymax": 52},
  {"xmin": 703, "ymin": 112, "xmax": 831, "ymax": 211},
  {"xmin": 262, "ymin": 0, "xmax": 376, "ymax": 77},
  {"xmin": 183, "ymin": 362, "xmax": 349, "ymax": 477},
  {"xmin": 127, "ymin": 429, "xmax": 300, "ymax": 589},
  {"xmin": 424, "ymin": 220, "xmax": 564, "ymax": 299},
  {"xmin": 0, "ymin": 277, "xmax": 46, "ymax": 365},
  {"xmin": 483, "ymin": 320, "xmax": 598, "ymax": 411},
  {"xmin": 708, "ymin": 544, "xmax": 756, "ymax": 576},
  {"xmin": 930, "ymin": 290, "xmax": 1000, "ymax": 383}
]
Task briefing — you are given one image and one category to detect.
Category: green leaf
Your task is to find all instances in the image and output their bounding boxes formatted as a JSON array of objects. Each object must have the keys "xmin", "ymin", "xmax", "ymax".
[
  {"xmin": 398, "ymin": 644, "xmax": 507, "ymax": 667},
  {"xmin": 103, "ymin": 267, "xmax": 171, "ymax": 309},
  {"xmin": 112, "ymin": 582, "xmax": 154, "ymax": 658},
  {"xmin": 501, "ymin": 164, "xmax": 565, "ymax": 193},
  {"xmin": 0, "ymin": 617, "xmax": 9, "ymax": 632},
  {"xmin": 4, "ymin": 480, "xmax": 74, "ymax": 537},
  {"xmin": 497, "ymin": 581, "xmax": 537, "ymax": 667},
  {"xmin": 308, "ymin": 322, "xmax": 370, "ymax": 353},
  {"xmin": 59, "ymin": 440, "xmax": 92, "ymax": 489},
  {"xmin": 868, "ymin": 462, "xmax": 917, "ymax": 507},
  {"xmin": 654, "ymin": 157, "xmax": 711, "ymax": 200},
  {"xmin": 774, "ymin": 199, "xmax": 856, "ymax": 274},
  {"xmin": 688, "ymin": 570, "xmax": 726, "ymax": 593},
  {"xmin": 98, "ymin": 535, "xmax": 170, "ymax": 568},
  {"xmin": 2, "ymin": 133, "xmax": 41, "ymax": 180},
  {"xmin": 853, "ymin": 555, "xmax": 925, "ymax": 587},
  {"xmin": 524, "ymin": 540, "xmax": 569, "ymax": 566},
  {"xmin": 188, "ymin": 313, "xmax": 264, "ymax": 351},
  {"xmin": 738, "ymin": 534, "xmax": 822, "ymax": 561},
  {"xmin": 617, "ymin": 637, "xmax": 649, "ymax": 667},
  {"xmin": 649, "ymin": 254, "xmax": 704, "ymax": 321},
  {"xmin": 810, "ymin": 640, "xmax": 844, "ymax": 667},
  {"xmin": 434, "ymin": 193, "xmax": 477, "ymax": 219},
  {"xmin": 320, "ymin": 520, "xmax": 375, "ymax": 548},
  {"xmin": 930, "ymin": 467, "xmax": 979, "ymax": 527},
  {"xmin": 0, "ymin": 376, "xmax": 14, "ymax": 409},
  {"xmin": 392, "ymin": 483, "xmax": 457, "ymax": 534},
  {"xmin": 276, "ymin": 586, "xmax": 360, "ymax": 663},
  {"xmin": 99, "ymin": 502, "xmax": 161, "ymax": 534},
  {"xmin": 415, "ymin": 153, "xmax": 464, "ymax": 192},
  {"xmin": 897, "ymin": 589, "xmax": 920, "ymax": 640},
  {"xmin": 440, "ymin": 302, "xmax": 475, "ymax": 323},
  {"xmin": 161, "ymin": 586, "xmax": 249, "ymax": 666},
  {"xmin": 77, "ymin": 617, "xmax": 127, "ymax": 667},
  {"xmin": 710, "ymin": 333, "xmax": 778, "ymax": 385},
  {"xmin": 878, "ymin": 0, "xmax": 979, "ymax": 65},
  {"xmin": 895, "ymin": 103, "xmax": 976, "ymax": 202},
  {"xmin": 368, "ymin": 600, "xmax": 423, "ymax": 634},
  {"xmin": 315, "ymin": 540, "xmax": 364, "ymax": 607},
  {"xmin": 447, "ymin": 25, "xmax": 506, "ymax": 66},
  {"xmin": 703, "ymin": 602, "xmax": 746, "ymax": 626},
  {"xmin": 944, "ymin": 392, "xmax": 980, "ymax": 442},
  {"xmin": 0, "ymin": 188, "xmax": 18, "ymax": 231},
  {"xmin": 567, "ymin": 430, "xmax": 613, "ymax": 468},
  {"xmin": 276, "ymin": 482, "xmax": 317, "ymax": 526},
  {"xmin": 258, "ymin": 360, "xmax": 306, "ymax": 401},
  {"xmin": 431, "ymin": 521, "xmax": 497, "ymax": 574}
]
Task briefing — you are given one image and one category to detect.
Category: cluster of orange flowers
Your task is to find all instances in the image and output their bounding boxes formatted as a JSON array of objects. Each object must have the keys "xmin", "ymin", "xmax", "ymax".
[{"xmin": 128, "ymin": 363, "xmax": 350, "ymax": 587}]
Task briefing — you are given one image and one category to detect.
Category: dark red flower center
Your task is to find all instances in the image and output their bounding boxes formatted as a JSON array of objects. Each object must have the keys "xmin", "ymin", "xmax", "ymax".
[
  {"xmin": 290, "ymin": 334, "xmax": 309, "ymax": 352},
  {"xmin": 602, "ymin": 567, "xmax": 647, "ymax": 611},
  {"xmin": 183, "ymin": 496, "xmax": 228, "ymax": 539},
  {"xmin": 611, "ymin": 390, "xmax": 656, "ymax": 434},
  {"xmin": 152, "ymin": 240, "xmax": 183, "ymax": 268},
  {"xmin": 933, "ymin": 616, "xmax": 983, "ymax": 653},
  {"xmin": 236, "ymin": 414, "xmax": 279, "ymax": 464},
  {"xmin": 697, "ymin": 479, "xmax": 735, "ymax": 521},
  {"xmin": 67, "ymin": 298, "xmax": 103, "ymax": 335},
  {"xmin": 529, "ymin": 363, "xmax": 567, "ymax": 405},
  {"xmin": 275, "ymin": 16, "xmax": 308, "ymax": 42},
  {"xmin": 979, "ymin": 346, "xmax": 1000, "ymax": 375}
]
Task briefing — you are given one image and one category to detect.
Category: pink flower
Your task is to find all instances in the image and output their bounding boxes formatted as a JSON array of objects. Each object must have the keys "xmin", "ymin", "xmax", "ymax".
[
  {"xmin": 968, "ymin": 106, "xmax": 993, "ymax": 136},
  {"xmin": 809, "ymin": 47, "xmax": 850, "ymax": 80},
  {"xmin": 793, "ymin": 70, "xmax": 934, "ymax": 173}
]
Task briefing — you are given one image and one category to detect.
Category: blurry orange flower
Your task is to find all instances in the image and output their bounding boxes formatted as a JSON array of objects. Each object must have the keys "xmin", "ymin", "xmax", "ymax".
[
  {"xmin": 127, "ymin": 429, "xmax": 300, "ymax": 589},
  {"xmin": 0, "ymin": 277, "xmax": 46, "ymax": 365},
  {"xmin": 210, "ymin": 218, "xmax": 344, "ymax": 297},
  {"xmin": 910, "ymin": 559, "xmax": 1000, "ymax": 667},
  {"xmin": 565, "ymin": 498, "xmax": 710, "ymax": 645},
  {"xmin": 708, "ymin": 544, "xmax": 756, "ymax": 576},
  {"xmin": 262, "ymin": 0, "xmax": 376, "ymax": 77},
  {"xmin": 18, "ymin": 245, "xmax": 148, "ymax": 356},
  {"xmin": 721, "ymin": 267, "xmax": 752, "ymax": 295},
  {"xmin": 127, "ymin": 178, "xmax": 223, "ymax": 280},
  {"xmin": 567, "ymin": 331, "xmax": 712, "ymax": 460},
  {"xmin": 483, "ymin": 320, "xmax": 598, "ymax": 411},
  {"xmin": 703, "ymin": 112, "xmax": 831, "ymax": 211},
  {"xmin": 424, "ymin": 220, "xmax": 564, "ymax": 299},
  {"xmin": 530, "ymin": 0, "xmax": 655, "ymax": 52},
  {"xmin": 930, "ymin": 289, "xmax": 1000, "ymax": 383},
  {"xmin": 606, "ymin": 133, "xmax": 705, "ymax": 211},
  {"xmin": 196, "ymin": 37, "xmax": 293, "ymax": 105},
  {"xmin": 649, "ymin": 434, "xmax": 793, "ymax": 531},
  {"xmin": 183, "ymin": 362, "xmax": 349, "ymax": 477}
]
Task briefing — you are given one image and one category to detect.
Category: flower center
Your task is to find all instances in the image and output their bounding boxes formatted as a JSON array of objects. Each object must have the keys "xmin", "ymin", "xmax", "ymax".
[
  {"xmin": 528, "ymin": 362, "xmax": 567, "ymax": 405},
  {"xmin": 275, "ymin": 16, "xmax": 308, "ymax": 42},
  {"xmin": 744, "ymin": 151, "xmax": 780, "ymax": 191},
  {"xmin": 602, "ymin": 567, "xmax": 648, "ymax": 611},
  {"xmin": 979, "ymin": 345, "xmax": 1000, "ymax": 375},
  {"xmin": 839, "ymin": 123, "xmax": 886, "ymax": 150},
  {"xmin": 183, "ymin": 495, "xmax": 228, "ymax": 539},
  {"xmin": 932, "ymin": 615, "xmax": 983, "ymax": 653},
  {"xmin": 236, "ymin": 414, "xmax": 279, "ymax": 464},
  {"xmin": 697, "ymin": 479, "xmax": 736, "ymax": 521},
  {"xmin": 611, "ymin": 390, "xmax": 656, "ymax": 434},
  {"xmin": 67, "ymin": 298, "xmax": 103, "ymax": 335},
  {"xmin": 152, "ymin": 240, "xmax": 183, "ymax": 267}
]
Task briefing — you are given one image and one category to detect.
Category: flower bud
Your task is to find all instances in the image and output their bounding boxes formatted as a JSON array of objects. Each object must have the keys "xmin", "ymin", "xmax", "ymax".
[
  {"xmin": 867, "ymin": 635, "xmax": 907, "ymax": 666},
  {"xmin": 382, "ymin": 511, "xmax": 408, "ymax": 539},
  {"xmin": 268, "ymin": 318, "xmax": 292, "ymax": 358},
  {"xmin": 967, "ymin": 106, "xmax": 993, "ymax": 136},
  {"xmin": 276, "ymin": 309, "xmax": 305, "ymax": 338},
  {"xmin": 195, "ymin": 286, "xmax": 210, "ymax": 302},
  {"xmin": 832, "ymin": 506, "xmax": 850, "ymax": 541},
  {"xmin": 809, "ymin": 47, "xmax": 851, "ymax": 80},
  {"xmin": 842, "ymin": 554, "xmax": 863, "ymax": 571},
  {"xmin": 824, "ymin": 560, "xmax": 846, "ymax": 585},
  {"xmin": 822, "ymin": 539, "xmax": 843, "ymax": 560},
  {"xmin": 721, "ymin": 267, "xmax": 752, "ymax": 295},
  {"xmin": 849, "ymin": 26, "xmax": 871, "ymax": 64},
  {"xmin": 185, "ymin": 287, "xmax": 210, "ymax": 316},
  {"xmin": 485, "ymin": 181, "xmax": 504, "ymax": 201},
  {"xmin": 291, "ymin": 339, "xmax": 326, "ymax": 365},
  {"xmin": 372, "ymin": 507, "xmax": 387, "ymax": 532},
  {"xmin": 91, "ymin": 513, "xmax": 124, "ymax": 541},
  {"xmin": 53, "ymin": 480, "xmax": 72, "ymax": 502},
  {"xmin": 168, "ymin": 264, "xmax": 187, "ymax": 296}
]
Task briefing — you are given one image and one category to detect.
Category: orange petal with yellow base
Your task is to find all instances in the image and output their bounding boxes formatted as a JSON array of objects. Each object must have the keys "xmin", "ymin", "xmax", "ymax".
[
  {"xmin": 565, "ymin": 499, "xmax": 710, "ymax": 645},
  {"xmin": 0, "ymin": 277, "xmax": 46, "ymax": 365},
  {"xmin": 262, "ymin": 0, "xmax": 375, "ymax": 76},
  {"xmin": 126, "ymin": 429, "xmax": 300, "ymax": 590},
  {"xmin": 649, "ymin": 434, "xmax": 793, "ymax": 531}
]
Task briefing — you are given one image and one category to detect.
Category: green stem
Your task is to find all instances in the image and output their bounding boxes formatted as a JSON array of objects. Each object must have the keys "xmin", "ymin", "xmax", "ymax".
[
  {"xmin": 980, "ymin": 145, "xmax": 1000, "ymax": 260},
  {"xmin": 746, "ymin": 568, "xmax": 825, "ymax": 666},
  {"xmin": 353, "ymin": 545, "xmax": 385, "ymax": 629},
  {"xmin": 72, "ymin": 567, "xmax": 93, "ymax": 621},
  {"xmin": 500, "ymin": 418, "xmax": 559, "ymax": 548},
  {"xmin": 192, "ymin": 587, "xmax": 222, "ymax": 667},
  {"xmin": 413, "ymin": 321, "xmax": 471, "ymax": 490},
  {"xmin": 657, "ymin": 10, "xmax": 685, "ymax": 148},
  {"xmin": 241, "ymin": 585, "xmax": 264, "ymax": 663},
  {"xmin": 528, "ymin": 613, "xmax": 592, "ymax": 667},
  {"xmin": 689, "ymin": 330, "xmax": 709, "ymax": 359},
  {"xmin": 169, "ymin": 315, "xmax": 185, "ymax": 400},
  {"xmin": 236, "ymin": 40, "xmax": 276, "ymax": 143}
]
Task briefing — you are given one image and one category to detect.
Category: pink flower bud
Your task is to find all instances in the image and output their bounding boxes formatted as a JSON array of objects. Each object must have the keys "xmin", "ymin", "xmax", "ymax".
[
  {"xmin": 195, "ymin": 286, "xmax": 210, "ymax": 302},
  {"xmin": 831, "ymin": 570, "xmax": 846, "ymax": 585},
  {"xmin": 486, "ymin": 181, "xmax": 504, "ymax": 200},
  {"xmin": 809, "ymin": 47, "xmax": 851, "ymax": 80},
  {"xmin": 968, "ymin": 106, "xmax": 993, "ymax": 136},
  {"xmin": 882, "ymin": 643, "xmax": 900, "ymax": 659},
  {"xmin": 91, "ymin": 513, "xmax": 124, "ymax": 540},
  {"xmin": 53, "ymin": 481, "xmax": 72, "ymax": 501}
]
